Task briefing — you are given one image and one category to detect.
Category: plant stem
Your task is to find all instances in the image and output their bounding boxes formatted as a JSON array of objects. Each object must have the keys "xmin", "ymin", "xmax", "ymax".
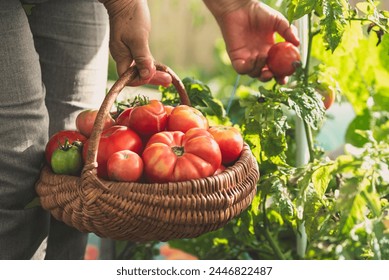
[
  {"xmin": 303, "ymin": 120, "xmax": 315, "ymax": 162},
  {"xmin": 304, "ymin": 13, "xmax": 314, "ymax": 87},
  {"xmin": 261, "ymin": 195, "xmax": 286, "ymax": 260}
]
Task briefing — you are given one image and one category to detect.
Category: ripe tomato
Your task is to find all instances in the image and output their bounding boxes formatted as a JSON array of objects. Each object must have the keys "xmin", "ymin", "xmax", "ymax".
[
  {"xmin": 208, "ymin": 126, "xmax": 244, "ymax": 165},
  {"xmin": 266, "ymin": 42, "xmax": 301, "ymax": 78},
  {"xmin": 45, "ymin": 130, "xmax": 87, "ymax": 165},
  {"xmin": 167, "ymin": 105, "xmax": 208, "ymax": 133},
  {"xmin": 51, "ymin": 141, "xmax": 83, "ymax": 176},
  {"xmin": 83, "ymin": 125, "xmax": 143, "ymax": 179},
  {"xmin": 115, "ymin": 107, "xmax": 133, "ymax": 126},
  {"xmin": 316, "ymin": 84, "xmax": 336, "ymax": 110},
  {"xmin": 142, "ymin": 128, "xmax": 221, "ymax": 182},
  {"xmin": 107, "ymin": 150, "xmax": 144, "ymax": 182},
  {"xmin": 128, "ymin": 99, "xmax": 167, "ymax": 137},
  {"xmin": 76, "ymin": 109, "xmax": 115, "ymax": 138},
  {"xmin": 164, "ymin": 105, "xmax": 175, "ymax": 116}
]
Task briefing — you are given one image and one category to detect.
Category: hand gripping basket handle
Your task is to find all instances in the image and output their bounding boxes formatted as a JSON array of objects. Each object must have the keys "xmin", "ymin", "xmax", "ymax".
[{"xmin": 84, "ymin": 62, "xmax": 190, "ymax": 169}]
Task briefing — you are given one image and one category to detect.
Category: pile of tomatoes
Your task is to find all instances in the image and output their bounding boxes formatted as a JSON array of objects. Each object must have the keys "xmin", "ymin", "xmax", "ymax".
[{"xmin": 45, "ymin": 99, "xmax": 244, "ymax": 183}]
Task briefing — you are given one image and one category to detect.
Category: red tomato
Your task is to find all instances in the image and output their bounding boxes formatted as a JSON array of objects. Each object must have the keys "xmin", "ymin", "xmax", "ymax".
[
  {"xmin": 83, "ymin": 125, "xmax": 143, "ymax": 179},
  {"xmin": 208, "ymin": 126, "xmax": 244, "ymax": 165},
  {"xmin": 45, "ymin": 130, "xmax": 87, "ymax": 165},
  {"xmin": 164, "ymin": 105, "xmax": 175, "ymax": 116},
  {"xmin": 128, "ymin": 99, "xmax": 167, "ymax": 137},
  {"xmin": 76, "ymin": 109, "xmax": 115, "ymax": 138},
  {"xmin": 142, "ymin": 128, "xmax": 221, "ymax": 182},
  {"xmin": 316, "ymin": 85, "xmax": 336, "ymax": 110},
  {"xmin": 115, "ymin": 107, "xmax": 133, "ymax": 126},
  {"xmin": 214, "ymin": 164, "xmax": 226, "ymax": 175},
  {"xmin": 167, "ymin": 105, "xmax": 208, "ymax": 133},
  {"xmin": 266, "ymin": 42, "xmax": 301, "ymax": 78},
  {"xmin": 107, "ymin": 150, "xmax": 144, "ymax": 182}
]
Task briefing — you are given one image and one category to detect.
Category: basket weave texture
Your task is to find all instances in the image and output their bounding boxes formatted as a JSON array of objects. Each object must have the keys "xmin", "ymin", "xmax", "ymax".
[{"xmin": 35, "ymin": 63, "xmax": 259, "ymax": 242}]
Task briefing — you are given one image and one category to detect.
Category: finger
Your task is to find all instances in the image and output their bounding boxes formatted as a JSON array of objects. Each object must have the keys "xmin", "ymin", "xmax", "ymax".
[
  {"xmin": 274, "ymin": 16, "xmax": 300, "ymax": 47},
  {"xmin": 231, "ymin": 56, "xmax": 266, "ymax": 78},
  {"xmin": 258, "ymin": 67, "xmax": 274, "ymax": 82},
  {"xmin": 127, "ymin": 71, "xmax": 172, "ymax": 87}
]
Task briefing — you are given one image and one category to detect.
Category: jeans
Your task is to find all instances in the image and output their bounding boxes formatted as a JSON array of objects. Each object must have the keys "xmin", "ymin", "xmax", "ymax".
[{"xmin": 0, "ymin": 0, "xmax": 109, "ymax": 259}]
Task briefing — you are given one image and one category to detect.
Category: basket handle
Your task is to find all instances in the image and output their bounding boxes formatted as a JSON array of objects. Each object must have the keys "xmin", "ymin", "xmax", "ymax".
[{"xmin": 84, "ymin": 62, "xmax": 190, "ymax": 168}]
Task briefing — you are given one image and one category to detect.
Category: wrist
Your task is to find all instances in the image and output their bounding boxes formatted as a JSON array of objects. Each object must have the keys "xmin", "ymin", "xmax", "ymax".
[{"xmin": 203, "ymin": 0, "xmax": 252, "ymax": 17}]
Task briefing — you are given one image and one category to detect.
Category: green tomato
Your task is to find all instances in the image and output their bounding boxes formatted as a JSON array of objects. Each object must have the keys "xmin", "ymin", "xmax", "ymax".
[{"xmin": 51, "ymin": 143, "xmax": 83, "ymax": 176}]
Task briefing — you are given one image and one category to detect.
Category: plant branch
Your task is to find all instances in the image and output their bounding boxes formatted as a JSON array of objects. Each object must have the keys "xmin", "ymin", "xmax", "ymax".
[{"xmin": 261, "ymin": 195, "xmax": 286, "ymax": 260}]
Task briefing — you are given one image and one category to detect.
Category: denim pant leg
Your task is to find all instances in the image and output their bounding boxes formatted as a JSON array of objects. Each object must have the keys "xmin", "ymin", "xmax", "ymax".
[
  {"xmin": 0, "ymin": 0, "xmax": 50, "ymax": 260},
  {"xmin": 27, "ymin": 0, "xmax": 109, "ymax": 259}
]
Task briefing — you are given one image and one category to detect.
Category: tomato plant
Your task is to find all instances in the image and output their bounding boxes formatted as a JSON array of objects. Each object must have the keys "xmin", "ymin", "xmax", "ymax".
[
  {"xmin": 45, "ymin": 130, "xmax": 87, "ymax": 165},
  {"xmin": 76, "ymin": 109, "xmax": 115, "ymax": 137},
  {"xmin": 266, "ymin": 41, "xmax": 301, "ymax": 79},
  {"xmin": 82, "ymin": 125, "xmax": 143, "ymax": 179},
  {"xmin": 142, "ymin": 128, "xmax": 221, "ymax": 182},
  {"xmin": 107, "ymin": 150, "xmax": 144, "ymax": 182},
  {"xmin": 51, "ymin": 140, "xmax": 83, "ymax": 176},
  {"xmin": 128, "ymin": 99, "xmax": 167, "ymax": 137},
  {"xmin": 167, "ymin": 105, "xmax": 209, "ymax": 133}
]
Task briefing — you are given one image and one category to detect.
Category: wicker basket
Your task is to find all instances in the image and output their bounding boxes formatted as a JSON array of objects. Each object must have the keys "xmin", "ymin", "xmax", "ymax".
[{"xmin": 35, "ymin": 63, "xmax": 259, "ymax": 242}]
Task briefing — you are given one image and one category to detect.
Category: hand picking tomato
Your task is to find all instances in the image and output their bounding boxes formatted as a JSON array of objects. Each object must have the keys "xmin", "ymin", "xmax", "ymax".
[
  {"xmin": 208, "ymin": 126, "xmax": 244, "ymax": 165},
  {"xmin": 51, "ymin": 140, "xmax": 83, "ymax": 176},
  {"xmin": 82, "ymin": 125, "xmax": 143, "ymax": 179},
  {"xmin": 107, "ymin": 150, "xmax": 144, "ymax": 182},
  {"xmin": 142, "ymin": 128, "xmax": 221, "ymax": 182},
  {"xmin": 115, "ymin": 107, "xmax": 133, "ymax": 126},
  {"xmin": 167, "ymin": 105, "xmax": 209, "ymax": 133},
  {"xmin": 45, "ymin": 130, "xmax": 87, "ymax": 165},
  {"xmin": 76, "ymin": 109, "xmax": 115, "ymax": 137},
  {"xmin": 266, "ymin": 42, "xmax": 301, "ymax": 79},
  {"xmin": 128, "ymin": 99, "xmax": 167, "ymax": 137}
]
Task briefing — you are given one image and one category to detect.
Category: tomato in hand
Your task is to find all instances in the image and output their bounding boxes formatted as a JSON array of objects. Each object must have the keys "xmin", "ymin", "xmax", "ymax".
[
  {"xmin": 76, "ymin": 109, "xmax": 115, "ymax": 137},
  {"xmin": 51, "ymin": 140, "xmax": 83, "ymax": 176},
  {"xmin": 128, "ymin": 99, "xmax": 167, "ymax": 137},
  {"xmin": 208, "ymin": 126, "xmax": 244, "ymax": 165},
  {"xmin": 167, "ymin": 105, "xmax": 209, "ymax": 133},
  {"xmin": 142, "ymin": 128, "xmax": 221, "ymax": 183},
  {"xmin": 107, "ymin": 150, "xmax": 144, "ymax": 182},
  {"xmin": 45, "ymin": 130, "xmax": 87, "ymax": 165},
  {"xmin": 83, "ymin": 125, "xmax": 143, "ymax": 179},
  {"xmin": 266, "ymin": 42, "xmax": 301, "ymax": 79}
]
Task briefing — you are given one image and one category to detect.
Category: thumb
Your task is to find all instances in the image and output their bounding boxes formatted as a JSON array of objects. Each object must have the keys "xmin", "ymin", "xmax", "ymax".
[
  {"xmin": 129, "ymin": 39, "xmax": 156, "ymax": 81},
  {"xmin": 274, "ymin": 16, "xmax": 300, "ymax": 47}
]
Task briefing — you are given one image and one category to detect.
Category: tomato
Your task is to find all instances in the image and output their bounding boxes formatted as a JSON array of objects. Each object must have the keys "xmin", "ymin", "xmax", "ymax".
[
  {"xmin": 51, "ymin": 140, "xmax": 83, "ymax": 176},
  {"xmin": 76, "ymin": 109, "xmax": 115, "ymax": 137},
  {"xmin": 164, "ymin": 105, "xmax": 175, "ymax": 116},
  {"xmin": 316, "ymin": 84, "xmax": 336, "ymax": 110},
  {"xmin": 167, "ymin": 105, "xmax": 209, "ymax": 133},
  {"xmin": 208, "ymin": 126, "xmax": 244, "ymax": 165},
  {"xmin": 83, "ymin": 125, "xmax": 143, "ymax": 179},
  {"xmin": 214, "ymin": 164, "xmax": 226, "ymax": 175},
  {"xmin": 107, "ymin": 150, "xmax": 144, "ymax": 182},
  {"xmin": 45, "ymin": 130, "xmax": 87, "ymax": 165},
  {"xmin": 115, "ymin": 107, "xmax": 133, "ymax": 127},
  {"xmin": 128, "ymin": 99, "xmax": 167, "ymax": 137},
  {"xmin": 142, "ymin": 128, "xmax": 221, "ymax": 182},
  {"xmin": 266, "ymin": 42, "xmax": 301, "ymax": 78}
]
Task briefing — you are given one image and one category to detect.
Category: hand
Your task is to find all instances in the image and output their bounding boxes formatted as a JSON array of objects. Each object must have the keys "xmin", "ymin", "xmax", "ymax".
[
  {"xmin": 204, "ymin": 0, "xmax": 300, "ymax": 84},
  {"xmin": 101, "ymin": 0, "xmax": 171, "ymax": 86}
]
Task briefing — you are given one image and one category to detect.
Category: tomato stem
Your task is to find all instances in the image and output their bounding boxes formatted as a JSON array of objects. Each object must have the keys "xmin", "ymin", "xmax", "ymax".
[{"xmin": 171, "ymin": 146, "xmax": 184, "ymax": 156}]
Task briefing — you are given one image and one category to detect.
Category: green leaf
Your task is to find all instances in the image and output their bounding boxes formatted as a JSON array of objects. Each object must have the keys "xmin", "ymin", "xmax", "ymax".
[
  {"xmin": 345, "ymin": 109, "xmax": 372, "ymax": 147},
  {"xmin": 287, "ymin": 87, "xmax": 325, "ymax": 130},
  {"xmin": 320, "ymin": 0, "xmax": 347, "ymax": 52},
  {"xmin": 286, "ymin": 0, "xmax": 319, "ymax": 21}
]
